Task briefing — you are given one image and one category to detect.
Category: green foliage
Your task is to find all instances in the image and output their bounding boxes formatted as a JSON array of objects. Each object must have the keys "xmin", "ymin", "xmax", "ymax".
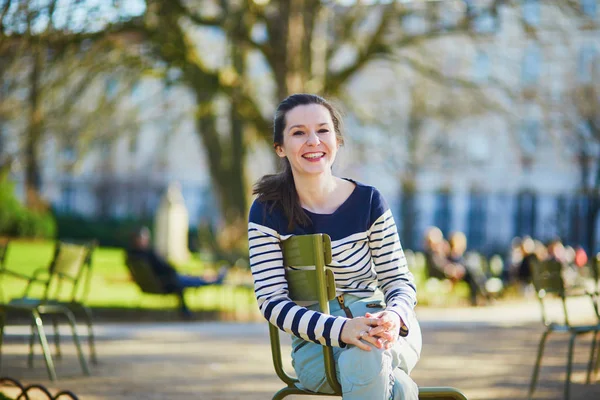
[
  {"xmin": 54, "ymin": 214, "xmax": 153, "ymax": 248},
  {"xmin": 0, "ymin": 178, "xmax": 56, "ymax": 238}
]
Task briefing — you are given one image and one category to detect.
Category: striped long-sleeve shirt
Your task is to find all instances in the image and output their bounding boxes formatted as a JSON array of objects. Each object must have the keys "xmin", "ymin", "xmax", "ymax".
[{"xmin": 248, "ymin": 179, "xmax": 417, "ymax": 348}]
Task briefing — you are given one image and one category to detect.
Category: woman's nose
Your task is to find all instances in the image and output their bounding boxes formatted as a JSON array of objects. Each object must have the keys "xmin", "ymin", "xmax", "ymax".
[{"xmin": 306, "ymin": 130, "xmax": 320, "ymax": 145}]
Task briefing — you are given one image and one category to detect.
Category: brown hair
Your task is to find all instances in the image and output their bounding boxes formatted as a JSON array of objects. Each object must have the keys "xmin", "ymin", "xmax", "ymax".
[{"xmin": 253, "ymin": 94, "xmax": 344, "ymax": 230}]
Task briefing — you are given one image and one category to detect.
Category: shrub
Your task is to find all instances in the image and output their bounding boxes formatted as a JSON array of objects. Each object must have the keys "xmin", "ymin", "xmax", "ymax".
[
  {"xmin": 54, "ymin": 214, "xmax": 153, "ymax": 248},
  {"xmin": 0, "ymin": 177, "xmax": 56, "ymax": 238}
]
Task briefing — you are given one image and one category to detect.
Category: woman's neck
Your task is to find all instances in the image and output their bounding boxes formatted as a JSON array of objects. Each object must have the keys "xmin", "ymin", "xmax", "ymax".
[{"xmin": 293, "ymin": 172, "xmax": 341, "ymax": 214}]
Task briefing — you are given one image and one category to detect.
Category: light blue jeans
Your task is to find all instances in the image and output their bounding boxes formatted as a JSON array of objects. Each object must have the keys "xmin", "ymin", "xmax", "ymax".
[{"xmin": 291, "ymin": 292, "xmax": 422, "ymax": 400}]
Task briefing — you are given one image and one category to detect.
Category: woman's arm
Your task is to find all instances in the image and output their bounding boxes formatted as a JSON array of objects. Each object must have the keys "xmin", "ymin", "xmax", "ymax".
[
  {"xmin": 248, "ymin": 203, "xmax": 349, "ymax": 347},
  {"xmin": 368, "ymin": 196, "xmax": 417, "ymax": 334}
]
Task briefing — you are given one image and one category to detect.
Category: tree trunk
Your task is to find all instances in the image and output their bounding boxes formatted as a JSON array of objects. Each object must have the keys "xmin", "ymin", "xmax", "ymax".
[{"xmin": 25, "ymin": 48, "xmax": 45, "ymax": 211}]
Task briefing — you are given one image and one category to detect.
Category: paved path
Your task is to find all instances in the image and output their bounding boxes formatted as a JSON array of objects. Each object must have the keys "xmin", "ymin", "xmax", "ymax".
[{"xmin": 1, "ymin": 298, "xmax": 600, "ymax": 399}]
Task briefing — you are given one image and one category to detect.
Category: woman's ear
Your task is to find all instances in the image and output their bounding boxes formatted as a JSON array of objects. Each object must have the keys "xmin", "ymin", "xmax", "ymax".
[{"xmin": 275, "ymin": 145, "xmax": 286, "ymax": 158}]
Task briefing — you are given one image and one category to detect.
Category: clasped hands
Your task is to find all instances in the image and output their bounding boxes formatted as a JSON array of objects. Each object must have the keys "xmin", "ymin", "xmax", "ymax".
[{"xmin": 340, "ymin": 311, "xmax": 402, "ymax": 351}]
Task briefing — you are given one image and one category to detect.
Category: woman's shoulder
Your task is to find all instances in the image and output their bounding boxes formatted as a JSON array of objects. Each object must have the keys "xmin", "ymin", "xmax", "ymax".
[
  {"xmin": 343, "ymin": 178, "xmax": 387, "ymax": 208},
  {"xmin": 249, "ymin": 198, "xmax": 285, "ymax": 230}
]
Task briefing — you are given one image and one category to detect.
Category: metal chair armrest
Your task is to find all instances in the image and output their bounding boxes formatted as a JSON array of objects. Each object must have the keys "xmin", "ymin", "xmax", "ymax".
[{"xmin": 0, "ymin": 268, "xmax": 32, "ymax": 281}]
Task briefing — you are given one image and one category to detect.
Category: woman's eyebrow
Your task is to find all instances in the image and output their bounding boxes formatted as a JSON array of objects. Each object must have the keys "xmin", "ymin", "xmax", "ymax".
[{"xmin": 288, "ymin": 122, "xmax": 329, "ymax": 130}]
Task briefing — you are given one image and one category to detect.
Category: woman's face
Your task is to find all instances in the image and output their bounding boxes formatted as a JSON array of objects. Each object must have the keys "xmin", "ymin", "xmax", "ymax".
[{"xmin": 275, "ymin": 104, "xmax": 339, "ymax": 177}]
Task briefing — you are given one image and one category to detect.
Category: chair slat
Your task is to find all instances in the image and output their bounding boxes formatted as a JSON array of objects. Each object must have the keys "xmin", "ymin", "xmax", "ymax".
[
  {"xmin": 53, "ymin": 244, "xmax": 87, "ymax": 278},
  {"xmin": 531, "ymin": 259, "xmax": 564, "ymax": 296},
  {"xmin": 282, "ymin": 234, "xmax": 331, "ymax": 267},
  {"xmin": 286, "ymin": 268, "xmax": 336, "ymax": 302}
]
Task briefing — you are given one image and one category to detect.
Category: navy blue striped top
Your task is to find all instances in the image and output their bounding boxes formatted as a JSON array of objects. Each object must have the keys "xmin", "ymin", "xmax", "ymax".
[{"xmin": 248, "ymin": 180, "xmax": 417, "ymax": 348}]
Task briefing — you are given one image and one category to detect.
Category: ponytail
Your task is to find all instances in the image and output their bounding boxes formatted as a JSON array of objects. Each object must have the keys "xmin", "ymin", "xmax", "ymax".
[{"xmin": 252, "ymin": 159, "xmax": 311, "ymax": 231}]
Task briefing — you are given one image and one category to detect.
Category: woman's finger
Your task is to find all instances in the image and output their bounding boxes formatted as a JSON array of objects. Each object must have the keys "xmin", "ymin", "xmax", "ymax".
[{"xmin": 352, "ymin": 335, "xmax": 372, "ymax": 351}]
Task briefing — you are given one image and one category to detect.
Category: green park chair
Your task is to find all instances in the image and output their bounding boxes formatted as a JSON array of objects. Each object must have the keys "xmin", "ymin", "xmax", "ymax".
[
  {"xmin": 269, "ymin": 233, "xmax": 468, "ymax": 400},
  {"xmin": 528, "ymin": 259, "xmax": 600, "ymax": 400},
  {"xmin": 21, "ymin": 240, "xmax": 99, "ymax": 365},
  {"xmin": 0, "ymin": 242, "xmax": 93, "ymax": 381}
]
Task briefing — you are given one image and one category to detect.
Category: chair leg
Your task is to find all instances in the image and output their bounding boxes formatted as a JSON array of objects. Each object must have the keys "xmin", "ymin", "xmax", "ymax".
[
  {"xmin": 529, "ymin": 329, "xmax": 551, "ymax": 400},
  {"xmin": 53, "ymin": 316, "xmax": 62, "ymax": 360},
  {"xmin": 63, "ymin": 309, "xmax": 90, "ymax": 376},
  {"xmin": 28, "ymin": 317, "xmax": 36, "ymax": 368},
  {"xmin": 595, "ymin": 331, "xmax": 600, "ymax": 380},
  {"xmin": 272, "ymin": 386, "xmax": 306, "ymax": 400},
  {"xmin": 586, "ymin": 330, "xmax": 598, "ymax": 384},
  {"xmin": 0, "ymin": 309, "xmax": 5, "ymax": 371},
  {"xmin": 80, "ymin": 305, "xmax": 97, "ymax": 364},
  {"xmin": 565, "ymin": 333, "xmax": 576, "ymax": 400},
  {"xmin": 32, "ymin": 310, "xmax": 57, "ymax": 381}
]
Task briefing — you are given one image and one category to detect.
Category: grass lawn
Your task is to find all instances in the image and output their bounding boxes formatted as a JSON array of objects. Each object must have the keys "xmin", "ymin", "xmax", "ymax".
[{"xmin": 1, "ymin": 240, "xmax": 258, "ymax": 316}]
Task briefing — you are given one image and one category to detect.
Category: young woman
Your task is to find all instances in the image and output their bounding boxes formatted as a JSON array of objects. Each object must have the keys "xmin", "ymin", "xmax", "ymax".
[{"xmin": 248, "ymin": 94, "xmax": 421, "ymax": 400}]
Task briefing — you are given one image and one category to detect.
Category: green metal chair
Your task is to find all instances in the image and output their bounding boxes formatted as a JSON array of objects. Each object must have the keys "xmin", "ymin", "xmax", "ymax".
[
  {"xmin": 20, "ymin": 240, "xmax": 99, "ymax": 365},
  {"xmin": 269, "ymin": 233, "xmax": 468, "ymax": 400},
  {"xmin": 0, "ymin": 242, "xmax": 92, "ymax": 381},
  {"xmin": 528, "ymin": 259, "xmax": 600, "ymax": 400}
]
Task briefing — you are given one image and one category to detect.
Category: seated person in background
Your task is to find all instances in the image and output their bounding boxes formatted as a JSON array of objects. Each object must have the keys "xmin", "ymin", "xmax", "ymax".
[
  {"xmin": 423, "ymin": 226, "xmax": 454, "ymax": 280},
  {"xmin": 447, "ymin": 231, "xmax": 489, "ymax": 306},
  {"xmin": 126, "ymin": 226, "xmax": 227, "ymax": 318}
]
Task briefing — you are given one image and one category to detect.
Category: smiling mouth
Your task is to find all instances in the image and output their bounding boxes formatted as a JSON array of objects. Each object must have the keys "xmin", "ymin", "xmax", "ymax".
[{"xmin": 302, "ymin": 152, "xmax": 325, "ymax": 160}]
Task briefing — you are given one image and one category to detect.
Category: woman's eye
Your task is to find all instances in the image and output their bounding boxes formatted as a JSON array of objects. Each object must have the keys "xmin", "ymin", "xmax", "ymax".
[
  {"xmin": 292, "ymin": 131, "xmax": 304, "ymax": 136},
  {"xmin": 318, "ymin": 129, "xmax": 329, "ymax": 134}
]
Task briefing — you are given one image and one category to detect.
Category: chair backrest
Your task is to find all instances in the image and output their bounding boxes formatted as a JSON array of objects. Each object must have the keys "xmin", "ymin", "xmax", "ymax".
[
  {"xmin": 530, "ymin": 259, "xmax": 585, "ymax": 327},
  {"xmin": 281, "ymin": 234, "xmax": 336, "ymax": 304},
  {"xmin": 269, "ymin": 234, "xmax": 341, "ymax": 395},
  {"xmin": 531, "ymin": 259, "xmax": 565, "ymax": 297},
  {"xmin": 124, "ymin": 254, "xmax": 170, "ymax": 294},
  {"xmin": 41, "ymin": 241, "xmax": 95, "ymax": 303}
]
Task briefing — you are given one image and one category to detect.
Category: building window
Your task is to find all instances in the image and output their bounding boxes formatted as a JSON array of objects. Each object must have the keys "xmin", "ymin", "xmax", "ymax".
[
  {"xmin": 467, "ymin": 192, "xmax": 487, "ymax": 251},
  {"xmin": 581, "ymin": 0, "xmax": 597, "ymax": 18},
  {"xmin": 521, "ymin": 45, "xmax": 542, "ymax": 85},
  {"xmin": 514, "ymin": 191, "xmax": 537, "ymax": 238},
  {"xmin": 522, "ymin": 0, "xmax": 540, "ymax": 27},
  {"xmin": 434, "ymin": 191, "xmax": 452, "ymax": 238}
]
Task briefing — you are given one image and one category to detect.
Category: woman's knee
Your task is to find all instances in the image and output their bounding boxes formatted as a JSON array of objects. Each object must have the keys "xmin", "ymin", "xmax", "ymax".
[
  {"xmin": 392, "ymin": 368, "xmax": 419, "ymax": 400},
  {"xmin": 338, "ymin": 344, "xmax": 391, "ymax": 386}
]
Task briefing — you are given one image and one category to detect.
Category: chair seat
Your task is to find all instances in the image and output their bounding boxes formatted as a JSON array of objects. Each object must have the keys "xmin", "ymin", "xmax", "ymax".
[
  {"xmin": 6, "ymin": 298, "xmax": 69, "ymax": 314},
  {"xmin": 547, "ymin": 322, "xmax": 600, "ymax": 334}
]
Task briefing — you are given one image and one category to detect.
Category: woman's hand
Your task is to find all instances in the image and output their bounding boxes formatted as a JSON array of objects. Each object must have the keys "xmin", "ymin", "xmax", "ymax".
[
  {"xmin": 364, "ymin": 311, "xmax": 403, "ymax": 349},
  {"xmin": 340, "ymin": 316, "xmax": 385, "ymax": 351}
]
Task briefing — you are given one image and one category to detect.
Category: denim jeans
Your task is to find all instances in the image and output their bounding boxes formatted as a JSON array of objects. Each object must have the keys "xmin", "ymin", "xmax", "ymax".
[{"xmin": 291, "ymin": 292, "xmax": 421, "ymax": 400}]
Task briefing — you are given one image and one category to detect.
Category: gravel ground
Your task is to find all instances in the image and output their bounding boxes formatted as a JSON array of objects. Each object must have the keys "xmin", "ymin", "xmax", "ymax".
[{"xmin": 1, "ymin": 298, "xmax": 600, "ymax": 400}]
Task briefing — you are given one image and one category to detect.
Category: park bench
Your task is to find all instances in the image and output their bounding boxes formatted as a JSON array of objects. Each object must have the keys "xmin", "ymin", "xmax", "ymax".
[
  {"xmin": 0, "ymin": 241, "xmax": 94, "ymax": 381},
  {"xmin": 268, "ymin": 233, "xmax": 468, "ymax": 400},
  {"xmin": 528, "ymin": 258, "xmax": 600, "ymax": 400}
]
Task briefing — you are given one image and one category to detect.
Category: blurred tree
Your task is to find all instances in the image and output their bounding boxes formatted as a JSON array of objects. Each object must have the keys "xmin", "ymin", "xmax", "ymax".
[
  {"xmin": 137, "ymin": 0, "xmax": 502, "ymax": 252},
  {"xmin": 0, "ymin": 0, "xmax": 144, "ymax": 210}
]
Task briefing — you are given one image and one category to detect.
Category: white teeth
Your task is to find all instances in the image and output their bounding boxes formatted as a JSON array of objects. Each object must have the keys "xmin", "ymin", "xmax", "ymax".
[{"xmin": 303, "ymin": 152, "xmax": 324, "ymax": 159}]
